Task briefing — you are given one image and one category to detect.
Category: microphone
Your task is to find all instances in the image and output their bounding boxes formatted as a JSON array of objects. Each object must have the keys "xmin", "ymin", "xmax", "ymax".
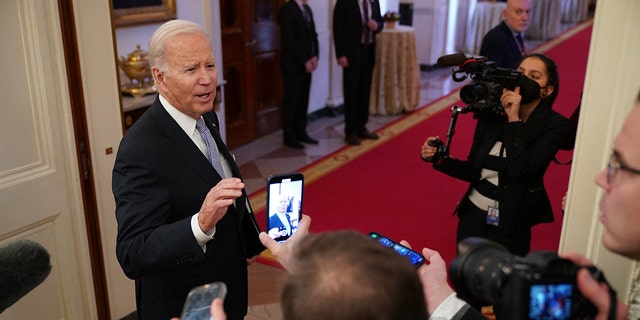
[
  {"xmin": 0, "ymin": 239, "xmax": 52, "ymax": 313},
  {"xmin": 436, "ymin": 52, "xmax": 487, "ymax": 67}
]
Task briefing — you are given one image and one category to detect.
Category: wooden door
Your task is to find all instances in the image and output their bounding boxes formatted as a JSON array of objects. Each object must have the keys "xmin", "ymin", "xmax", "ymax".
[
  {"xmin": 221, "ymin": 0, "xmax": 283, "ymax": 148},
  {"xmin": 0, "ymin": 0, "xmax": 97, "ymax": 318}
]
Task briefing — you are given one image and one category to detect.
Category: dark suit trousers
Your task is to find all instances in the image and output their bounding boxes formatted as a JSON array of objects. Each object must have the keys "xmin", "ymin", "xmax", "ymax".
[
  {"xmin": 281, "ymin": 70, "xmax": 311, "ymax": 141},
  {"xmin": 343, "ymin": 44, "xmax": 375, "ymax": 135}
]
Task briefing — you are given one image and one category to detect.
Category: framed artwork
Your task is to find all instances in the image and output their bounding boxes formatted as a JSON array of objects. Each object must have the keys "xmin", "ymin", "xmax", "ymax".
[{"xmin": 112, "ymin": 0, "xmax": 176, "ymax": 27}]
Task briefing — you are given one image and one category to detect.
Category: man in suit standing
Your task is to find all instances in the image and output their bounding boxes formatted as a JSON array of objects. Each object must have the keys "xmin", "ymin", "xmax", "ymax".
[
  {"xmin": 112, "ymin": 20, "xmax": 264, "ymax": 320},
  {"xmin": 278, "ymin": 0, "xmax": 319, "ymax": 150},
  {"xmin": 267, "ymin": 194, "xmax": 297, "ymax": 241},
  {"xmin": 479, "ymin": 0, "xmax": 531, "ymax": 68},
  {"xmin": 333, "ymin": 0, "xmax": 384, "ymax": 145}
]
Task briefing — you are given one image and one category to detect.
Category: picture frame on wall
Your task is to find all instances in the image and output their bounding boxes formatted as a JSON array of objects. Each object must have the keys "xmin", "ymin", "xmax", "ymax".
[{"xmin": 112, "ymin": 0, "xmax": 176, "ymax": 27}]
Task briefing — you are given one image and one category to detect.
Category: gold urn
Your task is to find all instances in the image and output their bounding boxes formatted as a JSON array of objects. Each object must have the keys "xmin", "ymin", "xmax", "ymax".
[{"xmin": 119, "ymin": 44, "xmax": 156, "ymax": 98}]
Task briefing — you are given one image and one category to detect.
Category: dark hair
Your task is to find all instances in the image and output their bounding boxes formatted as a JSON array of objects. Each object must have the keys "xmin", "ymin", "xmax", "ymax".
[
  {"xmin": 519, "ymin": 53, "xmax": 560, "ymax": 105},
  {"xmin": 281, "ymin": 231, "xmax": 428, "ymax": 320}
]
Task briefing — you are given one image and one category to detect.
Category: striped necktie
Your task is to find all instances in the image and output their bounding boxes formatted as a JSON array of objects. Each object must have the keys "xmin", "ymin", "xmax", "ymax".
[
  {"xmin": 362, "ymin": 0, "xmax": 371, "ymax": 45},
  {"xmin": 196, "ymin": 117, "xmax": 225, "ymax": 177}
]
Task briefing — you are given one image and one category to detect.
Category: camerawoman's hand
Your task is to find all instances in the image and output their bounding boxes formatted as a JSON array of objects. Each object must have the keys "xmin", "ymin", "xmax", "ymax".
[
  {"xmin": 421, "ymin": 136, "xmax": 441, "ymax": 161},
  {"xmin": 198, "ymin": 178, "xmax": 245, "ymax": 232},
  {"xmin": 561, "ymin": 252, "xmax": 629, "ymax": 320},
  {"xmin": 501, "ymin": 86, "xmax": 523, "ymax": 122}
]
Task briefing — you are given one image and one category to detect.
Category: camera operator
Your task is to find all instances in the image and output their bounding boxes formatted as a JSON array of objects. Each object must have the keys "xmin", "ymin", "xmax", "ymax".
[
  {"xmin": 420, "ymin": 53, "xmax": 571, "ymax": 257},
  {"xmin": 561, "ymin": 90, "xmax": 640, "ymax": 320}
]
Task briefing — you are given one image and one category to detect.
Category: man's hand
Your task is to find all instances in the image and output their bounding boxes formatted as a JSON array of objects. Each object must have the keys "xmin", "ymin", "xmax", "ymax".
[
  {"xmin": 338, "ymin": 56, "xmax": 348, "ymax": 68},
  {"xmin": 366, "ymin": 20, "xmax": 378, "ymax": 31},
  {"xmin": 259, "ymin": 214, "xmax": 311, "ymax": 272},
  {"xmin": 198, "ymin": 178, "xmax": 245, "ymax": 232},
  {"xmin": 562, "ymin": 252, "xmax": 629, "ymax": 320},
  {"xmin": 401, "ymin": 241, "xmax": 455, "ymax": 315}
]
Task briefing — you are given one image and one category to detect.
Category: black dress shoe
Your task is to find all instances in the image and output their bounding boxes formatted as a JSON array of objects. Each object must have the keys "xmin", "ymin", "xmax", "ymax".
[
  {"xmin": 284, "ymin": 140, "xmax": 305, "ymax": 149},
  {"xmin": 299, "ymin": 135, "xmax": 319, "ymax": 144},
  {"xmin": 344, "ymin": 133, "xmax": 361, "ymax": 145},
  {"xmin": 357, "ymin": 130, "xmax": 379, "ymax": 140}
]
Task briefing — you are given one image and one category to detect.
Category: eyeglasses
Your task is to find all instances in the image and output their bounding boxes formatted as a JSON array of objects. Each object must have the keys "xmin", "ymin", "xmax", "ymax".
[{"xmin": 607, "ymin": 151, "xmax": 640, "ymax": 184}]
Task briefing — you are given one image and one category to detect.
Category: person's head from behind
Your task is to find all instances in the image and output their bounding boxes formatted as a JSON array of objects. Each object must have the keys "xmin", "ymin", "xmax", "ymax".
[
  {"xmin": 504, "ymin": 0, "xmax": 532, "ymax": 33},
  {"xmin": 594, "ymin": 91, "xmax": 640, "ymax": 261},
  {"xmin": 281, "ymin": 231, "xmax": 428, "ymax": 320},
  {"xmin": 517, "ymin": 53, "xmax": 559, "ymax": 105},
  {"xmin": 149, "ymin": 19, "xmax": 217, "ymax": 120}
]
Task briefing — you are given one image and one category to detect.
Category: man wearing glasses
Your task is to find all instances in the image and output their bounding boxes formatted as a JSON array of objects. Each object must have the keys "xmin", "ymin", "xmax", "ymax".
[{"xmin": 563, "ymin": 90, "xmax": 640, "ymax": 319}]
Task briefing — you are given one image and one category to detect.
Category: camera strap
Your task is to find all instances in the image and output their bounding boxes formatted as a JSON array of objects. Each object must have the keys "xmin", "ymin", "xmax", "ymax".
[{"xmin": 607, "ymin": 286, "xmax": 618, "ymax": 320}]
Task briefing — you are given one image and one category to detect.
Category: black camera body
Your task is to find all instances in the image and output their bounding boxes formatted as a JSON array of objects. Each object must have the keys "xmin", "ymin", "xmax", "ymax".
[
  {"xmin": 451, "ymin": 57, "xmax": 540, "ymax": 114},
  {"xmin": 449, "ymin": 237, "xmax": 600, "ymax": 320}
]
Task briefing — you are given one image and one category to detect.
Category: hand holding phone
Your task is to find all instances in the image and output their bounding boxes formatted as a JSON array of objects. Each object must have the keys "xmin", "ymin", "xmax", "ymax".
[
  {"xmin": 369, "ymin": 232, "xmax": 426, "ymax": 267},
  {"xmin": 180, "ymin": 282, "xmax": 227, "ymax": 320},
  {"xmin": 266, "ymin": 172, "xmax": 304, "ymax": 242}
]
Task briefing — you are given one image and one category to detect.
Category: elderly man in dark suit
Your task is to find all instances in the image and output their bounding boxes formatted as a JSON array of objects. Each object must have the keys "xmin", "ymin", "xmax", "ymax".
[
  {"xmin": 333, "ymin": 0, "xmax": 384, "ymax": 145},
  {"xmin": 480, "ymin": 0, "xmax": 532, "ymax": 68},
  {"xmin": 278, "ymin": 0, "xmax": 319, "ymax": 150},
  {"xmin": 112, "ymin": 20, "xmax": 264, "ymax": 320}
]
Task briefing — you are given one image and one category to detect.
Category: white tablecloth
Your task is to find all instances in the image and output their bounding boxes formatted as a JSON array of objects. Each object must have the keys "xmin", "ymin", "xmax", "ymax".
[
  {"xmin": 525, "ymin": 0, "xmax": 562, "ymax": 40},
  {"xmin": 465, "ymin": 1, "xmax": 506, "ymax": 55},
  {"xmin": 370, "ymin": 25, "xmax": 420, "ymax": 115}
]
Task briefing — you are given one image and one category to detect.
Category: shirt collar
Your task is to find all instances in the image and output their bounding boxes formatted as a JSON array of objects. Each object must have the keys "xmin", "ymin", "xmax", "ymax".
[{"xmin": 159, "ymin": 94, "xmax": 198, "ymax": 137}]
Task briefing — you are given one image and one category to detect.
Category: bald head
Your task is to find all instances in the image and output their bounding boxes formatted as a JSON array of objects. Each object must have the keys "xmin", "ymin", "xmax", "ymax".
[{"xmin": 504, "ymin": 0, "xmax": 532, "ymax": 33}]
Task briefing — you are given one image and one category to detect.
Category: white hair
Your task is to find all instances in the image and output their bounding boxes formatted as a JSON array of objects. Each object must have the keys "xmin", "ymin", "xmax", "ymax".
[{"xmin": 148, "ymin": 20, "xmax": 209, "ymax": 73}]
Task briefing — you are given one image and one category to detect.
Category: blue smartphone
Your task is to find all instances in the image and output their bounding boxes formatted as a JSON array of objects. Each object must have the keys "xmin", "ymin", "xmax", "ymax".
[{"xmin": 369, "ymin": 232, "xmax": 425, "ymax": 267}]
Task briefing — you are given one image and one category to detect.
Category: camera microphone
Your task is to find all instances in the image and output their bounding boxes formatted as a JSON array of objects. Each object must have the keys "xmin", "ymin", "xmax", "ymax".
[
  {"xmin": 436, "ymin": 53, "xmax": 486, "ymax": 67},
  {"xmin": 0, "ymin": 239, "xmax": 52, "ymax": 313}
]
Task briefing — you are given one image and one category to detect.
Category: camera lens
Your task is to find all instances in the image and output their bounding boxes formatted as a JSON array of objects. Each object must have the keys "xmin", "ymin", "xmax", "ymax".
[
  {"xmin": 459, "ymin": 82, "xmax": 490, "ymax": 105},
  {"xmin": 449, "ymin": 237, "xmax": 514, "ymax": 306}
]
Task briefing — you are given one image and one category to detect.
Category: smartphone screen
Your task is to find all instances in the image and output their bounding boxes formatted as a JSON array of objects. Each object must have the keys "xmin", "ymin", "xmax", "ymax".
[
  {"xmin": 266, "ymin": 172, "xmax": 304, "ymax": 242},
  {"xmin": 180, "ymin": 282, "xmax": 227, "ymax": 320},
  {"xmin": 369, "ymin": 232, "xmax": 425, "ymax": 267}
]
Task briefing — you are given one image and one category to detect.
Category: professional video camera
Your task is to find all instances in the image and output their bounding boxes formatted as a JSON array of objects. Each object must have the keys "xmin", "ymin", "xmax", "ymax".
[
  {"xmin": 436, "ymin": 52, "xmax": 541, "ymax": 114},
  {"xmin": 421, "ymin": 53, "xmax": 542, "ymax": 163},
  {"xmin": 449, "ymin": 237, "xmax": 611, "ymax": 320}
]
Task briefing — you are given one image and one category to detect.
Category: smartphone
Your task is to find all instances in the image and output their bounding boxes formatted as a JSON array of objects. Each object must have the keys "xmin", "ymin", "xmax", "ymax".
[
  {"xmin": 180, "ymin": 282, "xmax": 227, "ymax": 320},
  {"xmin": 266, "ymin": 172, "xmax": 304, "ymax": 242},
  {"xmin": 368, "ymin": 232, "xmax": 425, "ymax": 267}
]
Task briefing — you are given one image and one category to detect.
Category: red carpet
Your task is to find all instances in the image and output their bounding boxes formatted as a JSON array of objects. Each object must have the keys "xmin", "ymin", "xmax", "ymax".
[{"xmin": 253, "ymin": 21, "xmax": 592, "ymax": 267}]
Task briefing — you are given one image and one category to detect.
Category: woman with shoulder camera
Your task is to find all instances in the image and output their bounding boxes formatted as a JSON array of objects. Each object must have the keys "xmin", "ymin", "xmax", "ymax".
[{"xmin": 420, "ymin": 53, "xmax": 571, "ymax": 255}]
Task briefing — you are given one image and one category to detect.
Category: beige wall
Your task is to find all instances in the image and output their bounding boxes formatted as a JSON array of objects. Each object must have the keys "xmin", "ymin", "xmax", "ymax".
[{"xmin": 560, "ymin": 0, "xmax": 640, "ymax": 300}]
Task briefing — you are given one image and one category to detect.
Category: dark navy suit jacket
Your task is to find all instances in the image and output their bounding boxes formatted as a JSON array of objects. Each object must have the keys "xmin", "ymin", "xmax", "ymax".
[
  {"xmin": 480, "ymin": 21, "xmax": 524, "ymax": 68},
  {"xmin": 112, "ymin": 97, "xmax": 264, "ymax": 320}
]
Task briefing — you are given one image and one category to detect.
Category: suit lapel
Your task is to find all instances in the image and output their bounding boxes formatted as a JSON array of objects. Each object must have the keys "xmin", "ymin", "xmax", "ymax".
[
  {"xmin": 202, "ymin": 112, "xmax": 249, "ymax": 218},
  {"xmin": 149, "ymin": 99, "xmax": 222, "ymax": 186}
]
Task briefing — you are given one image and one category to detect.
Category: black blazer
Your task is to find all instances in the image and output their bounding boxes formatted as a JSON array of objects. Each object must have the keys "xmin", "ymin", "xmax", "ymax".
[
  {"xmin": 479, "ymin": 21, "xmax": 523, "ymax": 69},
  {"xmin": 112, "ymin": 97, "xmax": 264, "ymax": 320},
  {"xmin": 333, "ymin": 0, "xmax": 383, "ymax": 65},
  {"xmin": 278, "ymin": 0, "xmax": 318, "ymax": 74},
  {"xmin": 435, "ymin": 102, "xmax": 570, "ymax": 232}
]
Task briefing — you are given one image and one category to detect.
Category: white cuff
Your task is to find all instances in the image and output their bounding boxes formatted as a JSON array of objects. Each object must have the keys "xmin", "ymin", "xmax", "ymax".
[
  {"xmin": 429, "ymin": 293, "xmax": 468, "ymax": 320},
  {"xmin": 191, "ymin": 213, "xmax": 216, "ymax": 252}
]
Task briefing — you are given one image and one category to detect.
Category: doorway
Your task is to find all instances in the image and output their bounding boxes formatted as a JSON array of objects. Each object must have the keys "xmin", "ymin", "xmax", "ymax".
[{"xmin": 221, "ymin": 0, "xmax": 284, "ymax": 148}]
